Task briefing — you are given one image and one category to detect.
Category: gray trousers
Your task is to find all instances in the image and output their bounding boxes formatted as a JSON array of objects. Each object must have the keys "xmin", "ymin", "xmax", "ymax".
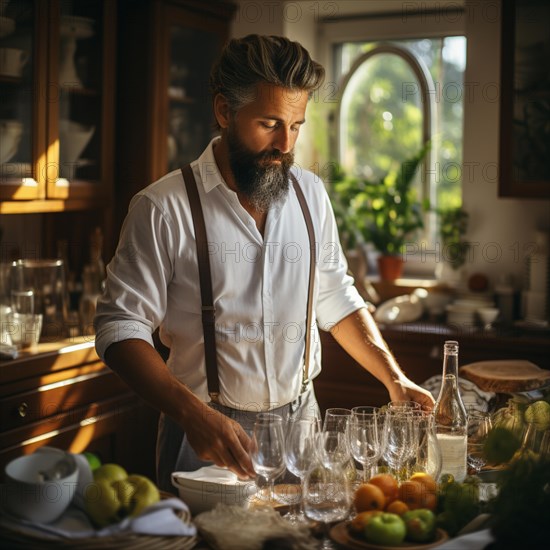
[{"xmin": 156, "ymin": 386, "xmax": 320, "ymax": 494}]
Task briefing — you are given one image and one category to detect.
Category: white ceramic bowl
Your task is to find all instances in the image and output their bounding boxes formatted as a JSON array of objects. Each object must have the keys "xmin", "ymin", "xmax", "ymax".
[
  {"xmin": 3, "ymin": 449, "xmax": 78, "ymax": 523},
  {"xmin": 0, "ymin": 120, "xmax": 23, "ymax": 164},
  {"xmin": 477, "ymin": 307, "xmax": 500, "ymax": 325},
  {"xmin": 172, "ymin": 465, "xmax": 257, "ymax": 515},
  {"xmin": 58, "ymin": 120, "xmax": 95, "ymax": 164}
]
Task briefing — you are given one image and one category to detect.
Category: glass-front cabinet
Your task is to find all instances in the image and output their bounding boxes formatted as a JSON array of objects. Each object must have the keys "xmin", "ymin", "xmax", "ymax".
[
  {"xmin": 0, "ymin": 0, "xmax": 115, "ymax": 211},
  {"xmin": 166, "ymin": 15, "xmax": 224, "ymax": 171},
  {"xmin": 116, "ymin": 0, "xmax": 235, "ymax": 230}
]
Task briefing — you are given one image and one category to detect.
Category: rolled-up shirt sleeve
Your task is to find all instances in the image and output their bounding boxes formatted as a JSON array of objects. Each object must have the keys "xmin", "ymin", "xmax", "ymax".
[
  {"xmin": 94, "ymin": 193, "xmax": 175, "ymax": 361},
  {"xmin": 315, "ymin": 186, "xmax": 366, "ymax": 330}
]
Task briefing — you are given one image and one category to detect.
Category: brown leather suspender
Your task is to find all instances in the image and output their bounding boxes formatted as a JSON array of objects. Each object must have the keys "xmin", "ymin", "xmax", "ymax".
[
  {"xmin": 182, "ymin": 164, "xmax": 220, "ymax": 401},
  {"xmin": 289, "ymin": 172, "xmax": 317, "ymax": 393},
  {"xmin": 181, "ymin": 164, "xmax": 316, "ymax": 402}
]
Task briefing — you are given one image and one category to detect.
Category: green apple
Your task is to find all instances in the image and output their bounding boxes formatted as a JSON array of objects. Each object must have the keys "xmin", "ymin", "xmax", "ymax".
[
  {"xmin": 403, "ymin": 509, "xmax": 436, "ymax": 542},
  {"xmin": 364, "ymin": 512, "xmax": 407, "ymax": 546},
  {"xmin": 84, "ymin": 464, "xmax": 160, "ymax": 527},
  {"xmin": 83, "ymin": 451, "xmax": 102, "ymax": 471},
  {"xmin": 126, "ymin": 474, "xmax": 161, "ymax": 516},
  {"xmin": 93, "ymin": 463, "xmax": 128, "ymax": 482}
]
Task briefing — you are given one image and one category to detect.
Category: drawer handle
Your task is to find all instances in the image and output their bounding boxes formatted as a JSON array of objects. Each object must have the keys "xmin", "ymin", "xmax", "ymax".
[{"xmin": 17, "ymin": 402, "xmax": 28, "ymax": 418}]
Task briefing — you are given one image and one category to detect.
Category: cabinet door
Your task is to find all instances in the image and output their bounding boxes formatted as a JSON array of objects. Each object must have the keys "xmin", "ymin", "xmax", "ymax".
[
  {"xmin": 0, "ymin": 0, "xmax": 47, "ymax": 201},
  {"xmin": 151, "ymin": 4, "xmax": 229, "ymax": 179},
  {"xmin": 46, "ymin": 0, "xmax": 115, "ymax": 201}
]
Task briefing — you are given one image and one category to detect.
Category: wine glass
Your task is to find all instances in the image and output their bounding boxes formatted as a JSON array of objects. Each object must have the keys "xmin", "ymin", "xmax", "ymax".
[
  {"xmin": 383, "ymin": 409, "xmax": 415, "ymax": 481},
  {"xmin": 303, "ymin": 459, "xmax": 351, "ymax": 550},
  {"xmin": 283, "ymin": 416, "xmax": 319, "ymax": 523},
  {"xmin": 349, "ymin": 406, "xmax": 382, "ymax": 481},
  {"xmin": 250, "ymin": 413, "xmax": 286, "ymax": 507},
  {"xmin": 411, "ymin": 410, "xmax": 442, "ymax": 480},
  {"xmin": 467, "ymin": 409, "xmax": 493, "ymax": 474}
]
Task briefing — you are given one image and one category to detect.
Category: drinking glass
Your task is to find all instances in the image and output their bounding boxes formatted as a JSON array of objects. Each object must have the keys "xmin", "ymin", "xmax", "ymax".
[
  {"xmin": 411, "ymin": 410, "xmax": 442, "ymax": 480},
  {"xmin": 283, "ymin": 416, "xmax": 319, "ymax": 523},
  {"xmin": 383, "ymin": 410, "xmax": 415, "ymax": 481},
  {"xmin": 250, "ymin": 413, "xmax": 286, "ymax": 507},
  {"xmin": 387, "ymin": 400, "xmax": 422, "ymax": 412},
  {"xmin": 303, "ymin": 459, "xmax": 351, "ymax": 550},
  {"xmin": 349, "ymin": 406, "xmax": 381, "ymax": 481},
  {"xmin": 467, "ymin": 410, "xmax": 493, "ymax": 474}
]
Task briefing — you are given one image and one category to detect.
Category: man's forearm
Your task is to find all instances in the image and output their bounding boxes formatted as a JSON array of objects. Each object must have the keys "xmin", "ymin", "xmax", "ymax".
[
  {"xmin": 329, "ymin": 308, "xmax": 407, "ymax": 390},
  {"xmin": 103, "ymin": 339, "xmax": 202, "ymax": 427}
]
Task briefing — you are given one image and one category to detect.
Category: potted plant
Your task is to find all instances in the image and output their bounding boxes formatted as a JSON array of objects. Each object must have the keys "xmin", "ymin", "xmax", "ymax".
[
  {"xmin": 329, "ymin": 144, "xmax": 429, "ymax": 281},
  {"xmin": 434, "ymin": 206, "xmax": 470, "ymax": 285}
]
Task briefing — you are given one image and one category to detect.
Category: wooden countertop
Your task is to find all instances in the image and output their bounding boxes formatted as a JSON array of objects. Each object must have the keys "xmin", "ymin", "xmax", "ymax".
[{"xmin": 0, "ymin": 337, "xmax": 100, "ymax": 385}]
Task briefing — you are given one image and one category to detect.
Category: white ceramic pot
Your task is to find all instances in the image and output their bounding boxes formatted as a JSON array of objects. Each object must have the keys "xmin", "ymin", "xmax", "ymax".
[
  {"xmin": 0, "ymin": 120, "xmax": 23, "ymax": 164},
  {"xmin": 59, "ymin": 120, "xmax": 95, "ymax": 164}
]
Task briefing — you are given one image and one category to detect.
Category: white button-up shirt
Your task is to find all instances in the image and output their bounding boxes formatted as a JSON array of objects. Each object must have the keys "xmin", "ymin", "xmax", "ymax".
[{"xmin": 95, "ymin": 139, "xmax": 365, "ymax": 410}]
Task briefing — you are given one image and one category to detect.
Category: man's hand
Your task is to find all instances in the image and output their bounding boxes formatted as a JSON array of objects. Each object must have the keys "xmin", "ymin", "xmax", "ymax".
[
  {"xmin": 388, "ymin": 378, "xmax": 435, "ymax": 411},
  {"xmin": 183, "ymin": 400, "xmax": 256, "ymax": 480}
]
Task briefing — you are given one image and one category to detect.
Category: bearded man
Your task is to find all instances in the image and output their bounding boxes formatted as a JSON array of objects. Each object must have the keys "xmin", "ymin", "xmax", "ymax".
[{"xmin": 95, "ymin": 35, "xmax": 433, "ymax": 493}]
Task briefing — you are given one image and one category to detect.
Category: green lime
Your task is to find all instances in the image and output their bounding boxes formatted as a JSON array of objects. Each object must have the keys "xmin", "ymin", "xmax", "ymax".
[
  {"xmin": 83, "ymin": 451, "xmax": 102, "ymax": 471},
  {"xmin": 439, "ymin": 473, "xmax": 455, "ymax": 486},
  {"xmin": 483, "ymin": 427, "xmax": 521, "ymax": 465},
  {"xmin": 524, "ymin": 400, "xmax": 550, "ymax": 431}
]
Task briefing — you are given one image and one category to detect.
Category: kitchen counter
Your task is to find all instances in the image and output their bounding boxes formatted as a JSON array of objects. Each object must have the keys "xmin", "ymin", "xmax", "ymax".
[
  {"xmin": 315, "ymin": 321, "xmax": 550, "ymax": 411},
  {"xmin": 0, "ymin": 336, "xmax": 158, "ymax": 479}
]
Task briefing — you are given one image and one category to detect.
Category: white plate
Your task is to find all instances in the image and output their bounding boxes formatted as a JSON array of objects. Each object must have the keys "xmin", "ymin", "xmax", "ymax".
[{"xmin": 374, "ymin": 294, "xmax": 423, "ymax": 324}]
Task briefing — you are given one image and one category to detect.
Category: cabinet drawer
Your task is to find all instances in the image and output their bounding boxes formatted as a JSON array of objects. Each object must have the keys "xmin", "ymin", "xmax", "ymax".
[{"xmin": 0, "ymin": 370, "xmax": 128, "ymax": 431}]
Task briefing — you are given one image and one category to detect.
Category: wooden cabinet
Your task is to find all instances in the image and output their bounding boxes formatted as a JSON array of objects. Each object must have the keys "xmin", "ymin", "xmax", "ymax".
[
  {"xmin": 0, "ymin": 0, "xmax": 116, "ymax": 213},
  {"xmin": 0, "ymin": 339, "xmax": 159, "ymax": 480},
  {"xmin": 315, "ymin": 324, "xmax": 550, "ymax": 412},
  {"xmin": 115, "ymin": 0, "xmax": 236, "ymax": 231}
]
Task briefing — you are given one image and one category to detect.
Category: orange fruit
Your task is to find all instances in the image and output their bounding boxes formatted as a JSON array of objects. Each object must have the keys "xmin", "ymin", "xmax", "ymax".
[
  {"xmin": 368, "ymin": 473, "xmax": 399, "ymax": 505},
  {"xmin": 385, "ymin": 499, "xmax": 410, "ymax": 516},
  {"xmin": 397, "ymin": 480, "xmax": 424, "ymax": 510},
  {"xmin": 353, "ymin": 483, "xmax": 386, "ymax": 512},
  {"xmin": 421, "ymin": 491, "xmax": 437, "ymax": 511},
  {"xmin": 409, "ymin": 472, "xmax": 437, "ymax": 493},
  {"xmin": 349, "ymin": 510, "xmax": 384, "ymax": 533}
]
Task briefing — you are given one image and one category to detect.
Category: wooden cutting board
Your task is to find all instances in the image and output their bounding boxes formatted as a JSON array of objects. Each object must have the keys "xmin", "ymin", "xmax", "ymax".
[{"xmin": 459, "ymin": 360, "xmax": 550, "ymax": 393}]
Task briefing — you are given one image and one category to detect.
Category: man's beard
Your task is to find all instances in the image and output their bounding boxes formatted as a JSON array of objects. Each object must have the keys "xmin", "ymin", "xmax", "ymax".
[{"xmin": 227, "ymin": 126, "xmax": 294, "ymax": 212}]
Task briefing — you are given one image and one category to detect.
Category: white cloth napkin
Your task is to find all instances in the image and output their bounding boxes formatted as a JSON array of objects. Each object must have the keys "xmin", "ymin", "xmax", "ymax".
[
  {"xmin": 435, "ymin": 527, "xmax": 495, "ymax": 549},
  {"xmin": 0, "ymin": 452, "xmax": 196, "ymax": 539}
]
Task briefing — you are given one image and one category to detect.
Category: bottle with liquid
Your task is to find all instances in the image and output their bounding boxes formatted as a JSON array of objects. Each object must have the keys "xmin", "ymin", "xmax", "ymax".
[{"xmin": 433, "ymin": 340, "xmax": 468, "ymax": 481}]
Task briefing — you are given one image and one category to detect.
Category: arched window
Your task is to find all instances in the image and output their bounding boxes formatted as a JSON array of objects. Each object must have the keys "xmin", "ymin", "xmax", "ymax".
[{"xmin": 336, "ymin": 45, "xmax": 435, "ymax": 204}]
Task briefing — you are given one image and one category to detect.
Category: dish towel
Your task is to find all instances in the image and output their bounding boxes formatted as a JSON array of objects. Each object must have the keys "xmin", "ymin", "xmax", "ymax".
[{"xmin": 0, "ymin": 453, "xmax": 197, "ymax": 539}]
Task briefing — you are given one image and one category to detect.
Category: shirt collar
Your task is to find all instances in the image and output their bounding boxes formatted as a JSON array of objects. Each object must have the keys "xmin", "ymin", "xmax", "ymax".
[{"xmin": 194, "ymin": 137, "xmax": 225, "ymax": 194}]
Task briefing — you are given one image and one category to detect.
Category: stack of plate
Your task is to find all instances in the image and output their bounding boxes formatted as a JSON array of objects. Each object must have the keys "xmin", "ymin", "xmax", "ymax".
[{"xmin": 446, "ymin": 296, "xmax": 495, "ymax": 326}]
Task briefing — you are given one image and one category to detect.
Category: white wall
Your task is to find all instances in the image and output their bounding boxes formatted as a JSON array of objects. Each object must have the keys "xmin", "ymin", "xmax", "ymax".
[
  {"xmin": 231, "ymin": 0, "xmax": 550, "ymax": 289},
  {"xmin": 461, "ymin": 0, "xmax": 550, "ymax": 287}
]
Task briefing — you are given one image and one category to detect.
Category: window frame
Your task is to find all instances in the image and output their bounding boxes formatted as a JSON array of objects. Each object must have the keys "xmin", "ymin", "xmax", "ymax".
[{"xmin": 319, "ymin": 10, "xmax": 466, "ymax": 278}]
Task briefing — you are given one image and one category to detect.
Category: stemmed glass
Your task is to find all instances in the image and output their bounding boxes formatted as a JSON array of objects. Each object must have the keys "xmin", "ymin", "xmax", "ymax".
[
  {"xmin": 320, "ymin": 408, "xmax": 356, "ymax": 482},
  {"xmin": 411, "ymin": 410, "xmax": 442, "ymax": 480},
  {"xmin": 303, "ymin": 458, "xmax": 351, "ymax": 550},
  {"xmin": 283, "ymin": 416, "xmax": 319, "ymax": 523},
  {"xmin": 250, "ymin": 413, "xmax": 286, "ymax": 507},
  {"xmin": 349, "ymin": 406, "xmax": 382, "ymax": 481},
  {"xmin": 383, "ymin": 409, "xmax": 415, "ymax": 481},
  {"xmin": 467, "ymin": 409, "xmax": 493, "ymax": 474}
]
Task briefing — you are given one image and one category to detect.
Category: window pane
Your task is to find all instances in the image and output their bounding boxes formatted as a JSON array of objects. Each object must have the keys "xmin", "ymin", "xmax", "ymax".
[{"xmin": 340, "ymin": 52, "xmax": 423, "ymax": 183}]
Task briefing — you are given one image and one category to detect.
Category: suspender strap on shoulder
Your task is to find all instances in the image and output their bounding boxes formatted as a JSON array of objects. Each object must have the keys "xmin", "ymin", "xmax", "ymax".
[
  {"xmin": 181, "ymin": 164, "xmax": 220, "ymax": 402},
  {"xmin": 290, "ymin": 173, "xmax": 317, "ymax": 393}
]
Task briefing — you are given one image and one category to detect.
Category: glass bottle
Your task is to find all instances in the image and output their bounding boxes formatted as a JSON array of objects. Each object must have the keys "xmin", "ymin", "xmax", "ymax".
[
  {"xmin": 78, "ymin": 227, "xmax": 105, "ymax": 335},
  {"xmin": 433, "ymin": 340, "xmax": 468, "ymax": 481}
]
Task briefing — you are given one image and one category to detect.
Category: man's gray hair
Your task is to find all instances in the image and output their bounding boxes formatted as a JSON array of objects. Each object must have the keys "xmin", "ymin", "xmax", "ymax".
[{"xmin": 210, "ymin": 34, "xmax": 325, "ymax": 124}]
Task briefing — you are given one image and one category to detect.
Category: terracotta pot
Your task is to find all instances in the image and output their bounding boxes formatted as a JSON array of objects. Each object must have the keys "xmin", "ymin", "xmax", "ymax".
[{"xmin": 377, "ymin": 255, "xmax": 404, "ymax": 281}]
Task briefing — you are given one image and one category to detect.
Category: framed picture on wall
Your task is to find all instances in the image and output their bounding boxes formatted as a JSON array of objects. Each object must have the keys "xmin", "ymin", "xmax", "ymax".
[{"xmin": 499, "ymin": 0, "xmax": 550, "ymax": 198}]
